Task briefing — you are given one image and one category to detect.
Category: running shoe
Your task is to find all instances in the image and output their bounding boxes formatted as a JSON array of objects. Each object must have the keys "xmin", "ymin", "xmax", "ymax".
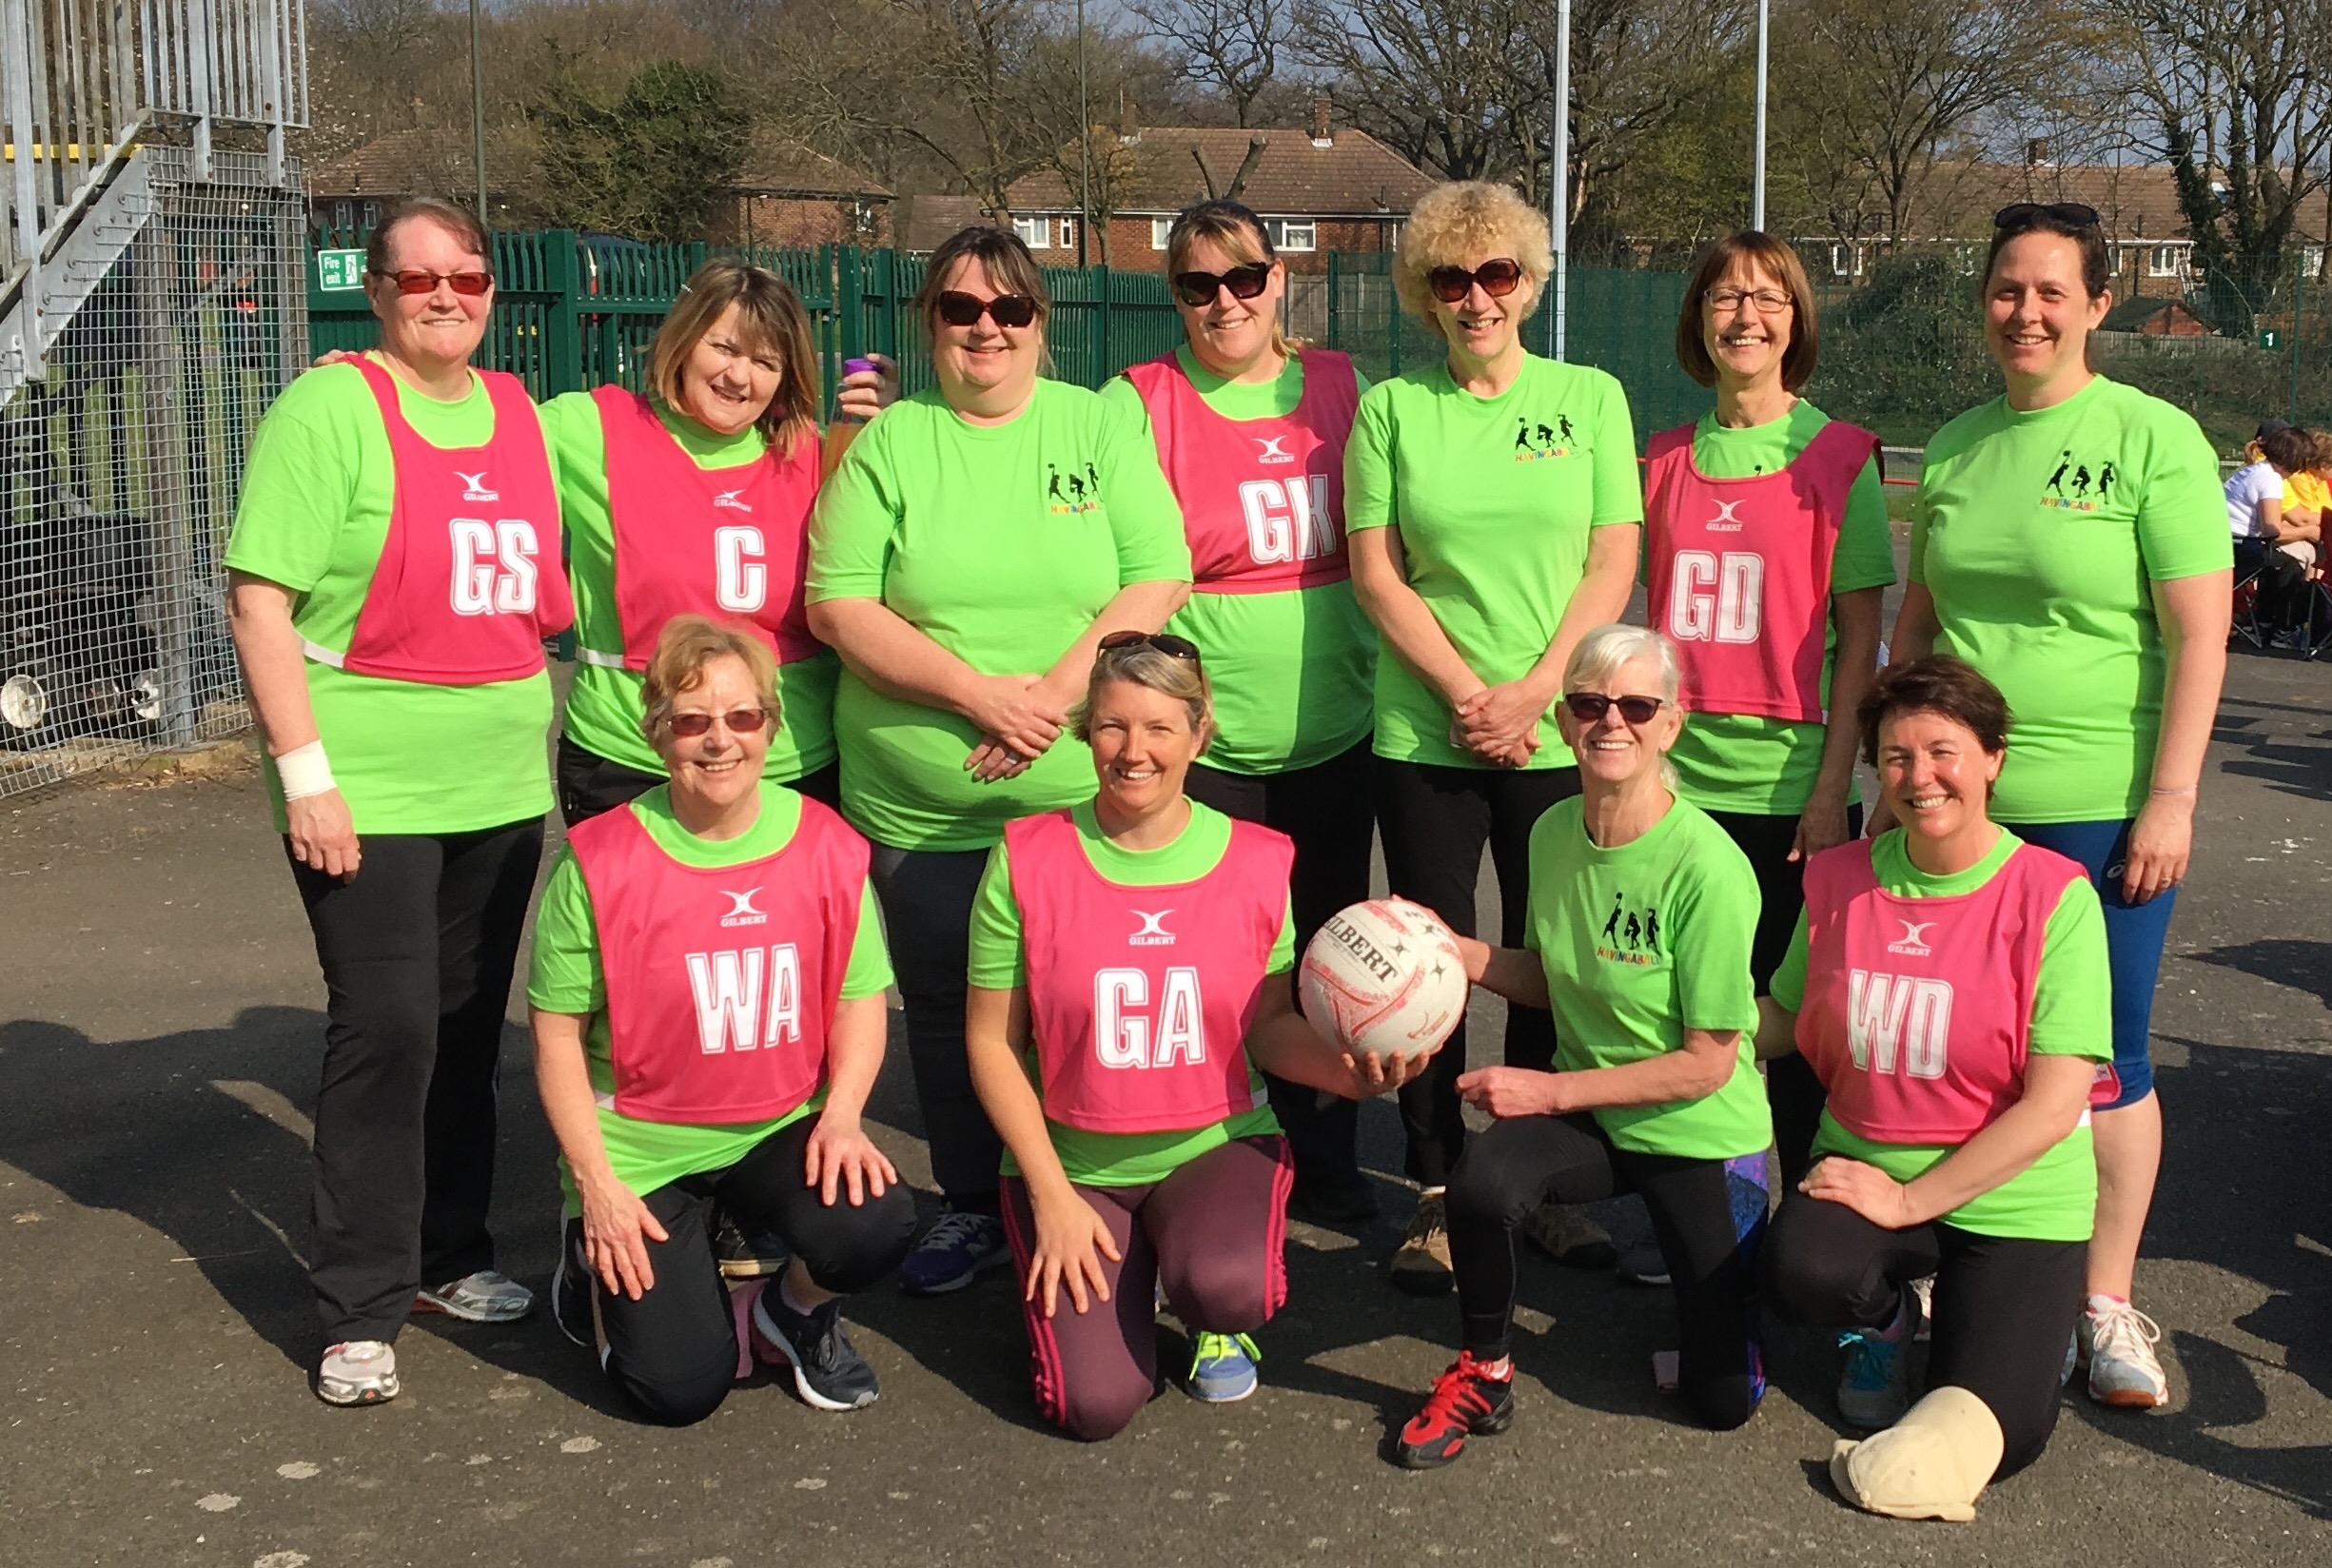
[
  {"xmin": 1616, "ymin": 1244, "xmax": 1671, "ymax": 1288},
  {"xmin": 551, "ymin": 1238, "xmax": 594, "ymax": 1350},
  {"xmin": 1287, "ymin": 1171, "xmax": 1379, "ymax": 1225},
  {"xmin": 752, "ymin": 1290, "xmax": 880, "ymax": 1411},
  {"xmin": 712, "ymin": 1210, "xmax": 790, "ymax": 1281},
  {"xmin": 1187, "ymin": 1332, "xmax": 1263, "ymax": 1401},
  {"xmin": 2080, "ymin": 1299, "xmax": 2170, "ymax": 1408},
  {"xmin": 898, "ymin": 1206, "xmax": 1009, "ymax": 1296},
  {"xmin": 314, "ymin": 1340, "xmax": 400, "ymax": 1407},
  {"xmin": 1835, "ymin": 1324, "xmax": 1910, "ymax": 1430},
  {"xmin": 1389, "ymin": 1189, "xmax": 1453, "ymax": 1296},
  {"xmin": 1393, "ymin": 1351, "xmax": 1515, "ymax": 1469},
  {"xmin": 413, "ymin": 1269, "xmax": 534, "ymax": 1323},
  {"xmin": 1519, "ymin": 1202, "xmax": 1617, "ymax": 1270}
]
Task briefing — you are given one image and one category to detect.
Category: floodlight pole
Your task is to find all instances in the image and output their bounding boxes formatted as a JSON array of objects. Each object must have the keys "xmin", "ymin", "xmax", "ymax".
[
  {"xmin": 469, "ymin": 0, "xmax": 488, "ymax": 222},
  {"xmin": 1752, "ymin": 0, "xmax": 1769, "ymax": 230},
  {"xmin": 1551, "ymin": 0, "xmax": 1570, "ymax": 360}
]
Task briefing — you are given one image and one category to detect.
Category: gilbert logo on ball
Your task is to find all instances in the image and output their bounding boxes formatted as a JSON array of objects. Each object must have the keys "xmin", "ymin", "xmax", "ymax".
[{"xmin": 1300, "ymin": 898, "xmax": 1467, "ymax": 1059}]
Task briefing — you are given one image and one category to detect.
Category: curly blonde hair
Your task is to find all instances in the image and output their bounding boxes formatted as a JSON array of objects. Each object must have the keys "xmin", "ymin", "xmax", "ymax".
[{"xmin": 1393, "ymin": 182, "xmax": 1556, "ymax": 338}]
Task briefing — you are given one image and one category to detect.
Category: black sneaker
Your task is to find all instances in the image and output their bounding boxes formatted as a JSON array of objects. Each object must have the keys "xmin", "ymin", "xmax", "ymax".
[
  {"xmin": 752, "ymin": 1290, "xmax": 880, "ymax": 1411},
  {"xmin": 712, "ymin": 1209, "xmax": 789, "ymax": 1281},
  {"xmin": 552, "ymin": 1230, "xmax": 595, "ymax": 1349}
]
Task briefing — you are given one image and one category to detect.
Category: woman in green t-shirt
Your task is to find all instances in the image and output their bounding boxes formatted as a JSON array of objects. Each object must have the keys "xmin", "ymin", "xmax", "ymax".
[
  {"xmin": 1643, "ymin": 230, "xmax": 1893, "ymax": 1187},
  {"xmin": 1345, "ymin": 181, "xmax": 1643, "ymax": 1290},
  {"xmin": 1392, "ymin": 626, "xmax": 1770, "ymax": 1468},
  {"xmin": 1758, "ymin": 656, "xmax": 2108, "ymax": 1521},
  {"xmin": 807, "ymin": 227, "xmax": 1193, "ymax": 1294},
  {"xmin": 1890, "ymin": 203, "xmax": 2229, "ymax": 1410}
]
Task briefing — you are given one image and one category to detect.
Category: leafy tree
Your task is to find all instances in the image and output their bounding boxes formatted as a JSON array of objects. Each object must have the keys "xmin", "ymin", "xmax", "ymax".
[{"xmin": 530, "ymin": 58, "xmax": 751, "ymax": 240}]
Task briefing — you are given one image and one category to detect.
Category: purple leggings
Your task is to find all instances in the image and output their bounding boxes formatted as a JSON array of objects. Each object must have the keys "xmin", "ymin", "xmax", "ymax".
[{"xmin": 1001, "ymin": 1133, "xmax": 1292, "ymax": 1441}]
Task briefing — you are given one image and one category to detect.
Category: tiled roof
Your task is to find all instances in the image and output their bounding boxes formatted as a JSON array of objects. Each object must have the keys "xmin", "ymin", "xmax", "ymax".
[
  {"xmin": 895, "ymin": 194, "xmax": 996, "ymax": 251},
  {"xmin": 729, "ymin": 132, "xmax": 892, "ymax": 199},
  {"xmin": 1797, "ymin": 160, "xmax": 2199, "ymax": 244},
  {"xmin": 1007, "ymin": 125, "xmax": 1433, "ymax": 216}
]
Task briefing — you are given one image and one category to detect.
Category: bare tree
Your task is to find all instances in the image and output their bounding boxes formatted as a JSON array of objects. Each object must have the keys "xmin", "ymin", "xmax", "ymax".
[{"xmin": 1129, "ymin": 0, "xmax": 1290, "ymax": 127}]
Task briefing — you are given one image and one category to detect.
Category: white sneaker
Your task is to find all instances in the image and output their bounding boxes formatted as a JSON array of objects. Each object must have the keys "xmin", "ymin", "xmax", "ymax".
[
  {"xmin": 414, "ymin": 1269, "xmax": 535, "ymax": 1323},
  {"xmin": 314, "ymin": 1340, "xmax": 400, "ymax": 1406},
  {"xmin": 2080, "ymin": 1299, "xmax": 2169, "ymax": 1408}
]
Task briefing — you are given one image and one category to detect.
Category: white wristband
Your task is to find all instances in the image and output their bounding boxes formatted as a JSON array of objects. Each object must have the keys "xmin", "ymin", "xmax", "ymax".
[{"xmin": 275, "ymin": 740, "xmax": 337, "ymax": 801}]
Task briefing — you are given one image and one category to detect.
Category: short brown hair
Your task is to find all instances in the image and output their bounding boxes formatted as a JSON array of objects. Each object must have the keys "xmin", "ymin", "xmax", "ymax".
[
  {"xmin": 914, "ymin": 225, "xmax": 1050, "ymax": 338},
  {"xmin": 648, "ymin": 259, "xmax": 819, "ymax": 457},
  {"xmin": 639, "ymin": 615, "xmax": 781, "ymax": 748},
  {"xmin": 1393, "ymin": 182, "xmax": 1555, "ymax": 338},
  {"xmin": 1857, "ymin": 655, "xmax": 2012, "ymax": 770},
  {"xmin": 1675, "ymin": 231, "xmax": 1820, "ymax": 392},
  {"xmin": 366, "ymin": 197, "xmax": 490, "ymax": 279},
  {"xmin": 2261, "ymin": 425, "xmax": 2316, "ymax": 473},
  {"xmin": 1983, "ymin": 209, "xmax": 2110, "ymax": 301}
]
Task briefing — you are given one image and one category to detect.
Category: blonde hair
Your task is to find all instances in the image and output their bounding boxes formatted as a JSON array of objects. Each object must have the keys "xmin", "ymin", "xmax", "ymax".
[
  {"xmin": 1394, "ymin": 182, "xmax": 1556, "ymax": 338},
  {"xmin": 647, "ymin": 260, "xmax": 819, "ymax": 458},
  {"xmin": 639, "ymin": 615, "xmax": 782, "ymax": 748},
  {"xmin": 1563, "ymin": 624, "xmax": 1682, "ymax": 789},
  {"xmin": 1166, "ymin": 200, "xmax": 1297, "ymax": 359},
  {"xmin": 1071, "ymin": 639, "xmax": 1213, "ymax": 743}
]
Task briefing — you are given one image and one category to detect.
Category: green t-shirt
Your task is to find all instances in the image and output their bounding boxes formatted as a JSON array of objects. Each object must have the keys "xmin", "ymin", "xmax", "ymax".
[
  {"xmin": 539, "ymin": 390, "xmax": 840, "ymax": 783},
  {"xmin": 806, "ymin": 380, "xmax": 1193, "ymax": 850},
  {"xmin": 1344, "ymin": 354, "xmax": 1642, "ymax": 771},
  {"xmin": 1523, "ymin": 796, "xmax": 1770, "ymax": 1158},
  {"xmin": 1910, "ymin": 376, "xmax": 2228, "ymax": 822},
  {"xmin": 1100, "ymin": 349, "xmax": 1379, "ymax": 774},
  {"xmin": 966, "ymin": 798, "xmax": 1295, "ymax": 1186},
  {"xmin": 225, "ymin": 358, "xmax": 554, "ymax": 833},
  {"xmin": 1667, "ymin": 402, "xmax": 1897, "ymax": 814},
  {"xmin": 526, "ymin": 782, "xmax": 895, "ymax": 1211},
  {"xmin": 1769, "ymin": 828, "xmax": 2110, "ymax": 1241}
]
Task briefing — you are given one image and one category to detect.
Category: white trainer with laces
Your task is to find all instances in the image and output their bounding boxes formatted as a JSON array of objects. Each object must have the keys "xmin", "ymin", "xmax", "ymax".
[
  {"xmin": 315, "ymin": 1340, "xmax": 400, "ymax": 1406},
  {"xmin": 2081, "ymin": 1299, "xmax": 2169, "ymax": 1408},
  {"xmin": 414, "ymin": 1269, "xmax": 536, "ymax": 1323}
]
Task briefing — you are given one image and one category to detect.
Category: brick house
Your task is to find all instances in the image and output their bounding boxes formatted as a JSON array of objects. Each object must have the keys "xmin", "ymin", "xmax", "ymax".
[
  {"xmin": 716, "ymin": 133, "xmax": 893, "ymax": 246},
  {"xmin": 1002, "ymin": 103, "xmax": 1435, "ymax": 272}
]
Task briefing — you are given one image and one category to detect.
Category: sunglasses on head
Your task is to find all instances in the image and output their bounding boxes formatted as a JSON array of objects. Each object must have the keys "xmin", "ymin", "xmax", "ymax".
[
  {"xmin": 1563, "ymin": 693, "xmax": 1665, "ymax": 725},
  {"xmin": 1993, "ymin": 202, "xmax": 2101, "ymax": 230},
  {"xmin": 1098, "ymin": 630, "xmax": 1202, "ymax": 664},
  {"xmin": 1426, "ymin": 259, "xmax": 1524, "ymax": 304},
  {"xmin": 666, "ymin": 707, "xmax": 769, "ymax": 738},
  {"xmin": 935, "ymin": 290, "xmax": 1039, "ymax": 329},
  {"xmin": 373, "ymin": 267, "xmax": 494, "ymax": 297},
  {"xmin": 1171, "ymin": 263, "xmax": 1272, "ymax": 308}
]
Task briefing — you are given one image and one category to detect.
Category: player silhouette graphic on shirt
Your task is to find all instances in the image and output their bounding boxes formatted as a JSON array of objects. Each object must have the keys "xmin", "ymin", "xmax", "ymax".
[
  {"xmin": 1558, "ymin": 413, "xmax": 1576, "ymax": 444},
  {"xmin": 1047, "ymin": 465, "xmax": 1066, "ymax": 503},
  {"xmin": 1623, "ymin": 911, "xmax": 1642, "ymax": 949},
  {"xmin": 1516, "ymin": 418, "xmax": 1534, "ymax": 454},
  {"xmin": 1641, "ymin": 907, "xmax": 1660, "ymax": 952},
  {"xmin": 1601, "ymin": 894, "xmax": 1624, "ymax": 944},
  {"xmin": 2046, "ymin": 452, "xmax": 2072, "ymax": 497},
  {"xmin": 2071, "ymin": 463, "xmax": 2093, "ymax": 499},
  {"xmin": 2097, "ymin": 461, "xmax": 2117, "ymax": 500}
]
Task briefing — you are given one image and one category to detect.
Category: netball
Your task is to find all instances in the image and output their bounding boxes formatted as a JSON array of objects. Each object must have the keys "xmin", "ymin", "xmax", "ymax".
[{"xmin": 1300, "ymin": 898, "xmax": 1469, "ymax": 1061}]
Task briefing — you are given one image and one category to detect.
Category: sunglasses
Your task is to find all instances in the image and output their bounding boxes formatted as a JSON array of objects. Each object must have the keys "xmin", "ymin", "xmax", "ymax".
[
  {"xmin": 666, "ymin": 707, "xmax": 769, "ymax": 738},
  {"xmin": 935, "ymin": 290, "xmax": 1039, "ymax": 329},
  {"xmin": 1426, "ymin": 259, "xmax": 1524, "ymax": 304},
  {"xmin": 372, "ymin": 267, "xmax": 494, "ymax": 297},
  {"xmin": 1993, "ymin": 202, "xmax": 2101, "ymax": 230},
  {"xmin": 1098, "ymin": 630, "xmax": 1202, "ymax": 663},
  {"xmin": 1171, "ymin": 264, "xmax": 1272, "ymax": 308},
  {"xmin": 1563, "ymin": 693, "xmax": 1665, "ymax": 725}
]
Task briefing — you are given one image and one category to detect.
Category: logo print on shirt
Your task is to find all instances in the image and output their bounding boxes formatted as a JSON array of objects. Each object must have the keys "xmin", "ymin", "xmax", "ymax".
[
  {"xmin": 720, "ymin": 888, "xmax": 770, "ymax": 929},
  {"xmin": 713, "ymin": 488, "xmax": 753, "ymax": 511},
  {"xmin": 455, "ymin": 469, "xmax": 500, "ymax": 502},
  {"xmin": 2040, "ymin": 450, "xmax": 2118, "ymax": 513},
  {"xmin": 1128, "ymin": 909, "xmax": 1176, "ymax": 947},
  {"xmin": 1514, "ymin": 413, "xmax": 1576, "ymax": 461},
  {"xmin": 1707, "ymin": 498, "xmax": 1747, "ymax": 533},
  {"xmin": 1595, "ymin": 892, "xmax": 1662, "ymax": 966},
  {"xmin": 1045, "ymin": 461, "xmax": 1106, "ymax": 515},
  {"xmin": 1887, "ymin": 919, "xmax": 1936, "ymax": 957},
  {"xmin": 1253, "ymin": 435, "xmax": 1296, "ymax": 465}
]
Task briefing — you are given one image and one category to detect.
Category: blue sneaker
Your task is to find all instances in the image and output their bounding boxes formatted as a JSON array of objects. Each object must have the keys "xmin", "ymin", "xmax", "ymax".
[
  {"xmin": 1835, "ymin": 1326, "xmax": 1909, "ymax": 1430},
  {"xmin": 1186, "ymin": 1331, "xmax": 1261, "ymax": 1402},
  {"xmin": 899, "ymin": 1206, "xmax": 1008, "ymax": 1296}
]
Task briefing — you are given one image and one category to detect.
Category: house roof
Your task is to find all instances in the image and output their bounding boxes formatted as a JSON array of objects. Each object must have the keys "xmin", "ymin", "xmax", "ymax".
[
  {"xmin": 728, "ymin": 132, "xmax": 892, "ymax": 200},
  {"xmin": 1006, "ymin": 125, "xmax": 1433, "ymax": 217},
  {"xmin": 307, "ymin": 128, "xmax": 523, "ymax": 200},
  {"xmin": 894, "ymin": 194, "xmax": 995, "ymax": 252},
  {"xmin": 2102, "ymin": 295, "xmax": 2203, "ymax": 331}
]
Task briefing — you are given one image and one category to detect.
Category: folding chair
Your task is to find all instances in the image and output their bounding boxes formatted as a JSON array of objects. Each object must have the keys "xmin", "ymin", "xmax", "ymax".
[{"xmin": 2230, "ymin": 540, "xmax": 2269, "ymax": 650}]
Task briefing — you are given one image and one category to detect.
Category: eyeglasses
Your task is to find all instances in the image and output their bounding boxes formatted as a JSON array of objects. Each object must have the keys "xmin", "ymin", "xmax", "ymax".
[
  {"xmin": 1171, "ymin": 264, "xmax": 1272, "ymax": 307},
  {"xmin": 1562, "ymin": 693, "xmax": 1665, "ymax": 725},
  {"xmin": 1993, "ymin": 202, "xmax": 2101, "ymax": 230},
  {"xmin": 1097, "ymin": 630, "xmax": 1202, "ymax": 663},
  {"xmin": 1705, "ymin": 286, "xmax": 1793, "ymax": 314},
  {"xmin": 935, "ymin": 290, "xmax": 1040, "ymax": 328},
  {"xmin": 372, "ymin": 267, "xmax": 494, "ymax": 297},
  {"xmin": 1426, "ymin": 259, "xmax": 1524, "ymax": 304},
  {"xmin": 666, "ymin": 707, "xmax": 769, "ymax": 737}
]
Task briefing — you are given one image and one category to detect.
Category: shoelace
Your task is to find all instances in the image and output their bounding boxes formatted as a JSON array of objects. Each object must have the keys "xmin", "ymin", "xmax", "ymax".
[
  {"xmin": 802, "ymin": 1302, "xmax": 851, "ymax": 1370},
  {"xmin": 1836, "ymin": 1329, "xmax": 1897, "ymax": 1390},
  {"xmin": 921, "ymin": 1210, "xmax": 993, "ymax": 1252},
  {"xmin": 1410, "ymin": 1354, "xmax": 1501, "ymax": 1431},
  {"xmin": 2088, "ymin": 1303, "xmax": 2164, "ymax": 1362},
  {"xmin": 1404, "ymin": 1202, "xmax": 1446, "ymax": 1245},
  {"xmin": 1193, "ymin": 1332, "xmax": 1260, "ymax": 1368}
]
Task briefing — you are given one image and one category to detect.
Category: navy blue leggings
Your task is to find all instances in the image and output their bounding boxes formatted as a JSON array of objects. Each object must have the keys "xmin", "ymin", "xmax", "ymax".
[{"xmin": 2005, "ymin": 818, "xmax": 2176, "ymax": 1107}]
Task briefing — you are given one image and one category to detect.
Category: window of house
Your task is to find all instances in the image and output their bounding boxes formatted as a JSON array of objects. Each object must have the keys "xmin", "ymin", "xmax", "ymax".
[
  {"xmin": 2147, "ymin": 245, "xmax": 2181, "ymax": 278},
  {"xmin": 1267, "ymin": 218, "xmax": 1317, "ymax": 252},
  {"xmin": 1830, "ymin": 243, "xmax": 1863, "ymax": 278},
  {"xmin": 1013, "ymin": 216, "xmax": 1052, "ymax": 249},
  {"xmin": 331, "ymin": 200, "xmax": 353, "ymax": 229},
  {"xmin": 1151, "ymin": 217, "xmax": 1172, "ymax": 250},
  {"xmin": 362, "ymin": 201, "xmax": 382, "ymax": 229},
  {"xmin": 1056, "ymin": 217, "xmax": 1079, "ymax": 250},
  {"xmin": 2306, "ymin": 245, "xmax": 2324, "ymax": 278}
]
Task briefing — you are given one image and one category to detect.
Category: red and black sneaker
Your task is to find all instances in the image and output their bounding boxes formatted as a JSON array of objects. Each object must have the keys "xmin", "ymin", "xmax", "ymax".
[{"xmin": 1393, "ymin": 1350, "xmax": 1516, "ymax": 1469}]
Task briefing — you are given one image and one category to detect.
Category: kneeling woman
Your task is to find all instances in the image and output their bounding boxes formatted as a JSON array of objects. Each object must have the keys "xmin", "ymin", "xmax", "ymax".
[
  {"xmin": 1397, "ymin": 625, "xmax": 1770, "ymax": 1468},
  {"xmin": 1758, "ymin": 656, "xmax": 2107, "ymax": 1521},
  {"xmin": 528, "ymin": 617, "xmax": 916, "ymax": 1424},
  {"xmin": 966, "ymin": 635, "xmax": 1424, "ymax": 1441}
]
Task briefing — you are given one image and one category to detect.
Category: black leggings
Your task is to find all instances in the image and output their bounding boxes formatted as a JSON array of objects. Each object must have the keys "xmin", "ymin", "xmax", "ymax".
[
  {"xmin": 1701, "ymin": 804, "xmax": 1861, "ymax": 1187},
  {"xmin": 867, "ymin": 844, "xmax": 998, "ymax": 1205},
  {"xmin": 575, "ymin": 1113, "xmax": 917, "ymax": 1426},
  {"xmin": 1445, "ymin": 1113, "xmax": 1768, "ymax": 1431},
  {"xmin": 1377, "ymin": 759, "xmax": 1580, "ymax": 1187},
  {"xmin": 1762, "ymin": 1187, "xmax": 2086, "ymax": 1478},
  {"xmin": 1186, "ymin": 738, "xmax": 1378, "ymax": 1191},
  {"xmin": 556, "ymin": 734, "xmax": 841, "ymax": 830}
]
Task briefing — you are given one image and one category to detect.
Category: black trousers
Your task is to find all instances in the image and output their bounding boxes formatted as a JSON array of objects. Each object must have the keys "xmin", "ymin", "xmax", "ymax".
[
  {"xmin": 574, "ymin": 1115, "xmax": 918, "ymax": 1426},
  {"xmin": 1446, "ymin": 1112, "xmax": 1767, "ymax": 1431},
  {"xmin": 1377, "ymin": 759, "xmax": 1580, "ymax": 1187},
  {"xmin": 1186, "ymin": 737, "xmax": 1378, "ymax": 1194},
  {"xmin": 557, "ymin": 734, "xmax": 841, "ymax": 829},
  {"xmin": 867, "ymin": 843, "xmax": 999, "ymax": 1205},
  {"xmin": 288, "ymin": 817, "xmax": 543, "ymax": 1347},
  {"xmin": 1762, "ymin": 1186, "xmax": 2086, "ymax": 1479},
  {"xmin": 2236, "ymin": 539, "xmax": 2312, "ymax": 632},
  {"xmin": 1701, "ymin": 802, "xmax": 1862, "ymax": 1187}
]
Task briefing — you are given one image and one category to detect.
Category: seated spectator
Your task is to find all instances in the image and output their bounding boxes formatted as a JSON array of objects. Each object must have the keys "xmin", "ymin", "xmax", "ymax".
[{"xmin": 2226, "ymin": 421, "xmax": 2320, "ymax": 641}]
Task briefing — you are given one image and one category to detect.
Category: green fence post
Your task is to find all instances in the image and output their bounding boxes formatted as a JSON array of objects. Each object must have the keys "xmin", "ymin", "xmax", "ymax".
[
  {"xmin": 1325, "ymin": 253, "xmax": 1340, "ymax": 349},
  {"xmin": 836, "ymin": 244, "xmax": 862, "ymax": 364},
  {"xmin": 1095, "ymin": 264, "xmax": 1112, "ymax": 387},
  {"xmin": 543, "ymin": 229, "xmax": 584, "ymax": 395},
  {"xmin": 1386, "ymin": 269, "xmax": 1401, "ymax": 379},
  {"xmin": 2292, "ymin": 248, "xmax": 2304, "ymax": 426}
]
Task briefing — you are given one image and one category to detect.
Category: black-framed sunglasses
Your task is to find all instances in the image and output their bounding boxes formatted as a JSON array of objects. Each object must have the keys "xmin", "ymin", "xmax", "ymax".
[
  {"xmin": 935, "ymin": 290, "xmax": 1040, "ymax": 328},
  {"xmin": 1171, "ymin": 263, "xmax": 1273, "ymax": 308},
  {"xmin": 1426, "ymin": 258, "xmax": 1524, "ymax": 304},
  {"xmin": 1098, "ymin": 630, "xmax": 1202, "ymax": 664},
  {"xmin": 1993, "ymin": 202, "xmax": 2101, "ymax": 230},
  {"xmin": 1563, "ymin": 692, "xmax": 1664, "ymax": 725}
]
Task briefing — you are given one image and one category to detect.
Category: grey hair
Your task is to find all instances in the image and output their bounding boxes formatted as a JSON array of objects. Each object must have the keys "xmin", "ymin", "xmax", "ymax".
[{"xmin": 1563, "ymin": 624, "xmax": 1683, "ymax": 789}]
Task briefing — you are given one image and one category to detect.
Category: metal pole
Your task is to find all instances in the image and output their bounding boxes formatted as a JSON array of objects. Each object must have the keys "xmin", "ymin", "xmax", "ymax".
[
  {"xmin": 1752, "ymin": 0, "xmax": 1769, "ymax": 231},
  {"xmin": 1551, "ymin": 0, "xmax": 1570, "ymax": 361},
  {"xmin": 1077, "ymin": 0, "xmax": 1090, "ymax": 267},
  {"xmin": 469, "ymin": 0, "xmax": 488, "ymax": 222}
]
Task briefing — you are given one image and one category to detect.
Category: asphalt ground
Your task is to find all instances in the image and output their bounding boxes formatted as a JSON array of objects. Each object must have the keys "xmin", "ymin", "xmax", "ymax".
[{"xmin": 3, "ymin": 641, "xmax": 2329, "ymax": 1568}]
